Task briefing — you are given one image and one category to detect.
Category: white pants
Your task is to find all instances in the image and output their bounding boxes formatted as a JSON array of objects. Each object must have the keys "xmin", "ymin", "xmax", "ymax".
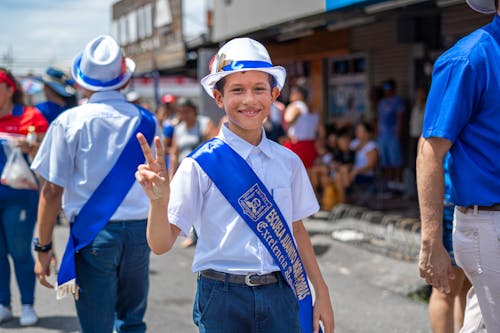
[
  {"xmin": 454, "ymin": 208, "xmax": 500, "ymax": 332},
  {"xmin": 460, "ymin": 287, "xmax": 486, "ymax": 333}
]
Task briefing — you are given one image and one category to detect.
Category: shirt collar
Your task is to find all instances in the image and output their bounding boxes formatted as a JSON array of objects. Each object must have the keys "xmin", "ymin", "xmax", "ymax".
[
  {"xmin": 219, "ymin": 124, "xmax": 273, "ymax": 160},
  {"xmin": 88, "ymin": 90, "xmax": 126, "ymax": 104}
]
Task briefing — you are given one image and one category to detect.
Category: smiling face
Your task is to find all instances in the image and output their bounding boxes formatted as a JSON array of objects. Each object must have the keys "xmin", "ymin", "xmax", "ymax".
[{"xmin": 213, "ymin": 71, "xmax": 279, "ymax": 145}]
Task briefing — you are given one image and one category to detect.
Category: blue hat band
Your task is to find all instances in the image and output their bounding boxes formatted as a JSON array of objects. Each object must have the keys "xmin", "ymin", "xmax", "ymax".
[
  {"xmin": 75, "ymin": 57, "xmax": 126, "ymax": 88},
  {"xmin": 221, "ymin": 60, "xmax": 273, "ymax": 72}
]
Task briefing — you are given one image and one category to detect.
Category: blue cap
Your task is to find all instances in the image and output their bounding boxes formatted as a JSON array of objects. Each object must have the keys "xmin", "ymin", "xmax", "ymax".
[{"xmin": 38, "ymin": 67, "xmax": 76, "ymax": 97}]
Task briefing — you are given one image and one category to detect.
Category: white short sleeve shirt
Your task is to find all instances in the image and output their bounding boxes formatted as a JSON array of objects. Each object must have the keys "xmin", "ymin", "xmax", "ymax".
[
  {"xmin": 168, "ymin": 124, "xmax": 319, "ymax": 274},
  {"xmin": 31, "ymin": 91, "xmax": 159, "ymax": 221}
]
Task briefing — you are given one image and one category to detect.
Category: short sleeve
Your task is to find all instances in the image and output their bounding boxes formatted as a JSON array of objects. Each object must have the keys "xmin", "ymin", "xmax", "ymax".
[
  {"xmin": 167, "ymin": 158, "xmax": 205, "ymax": 236},
  {"xmin": 423, "ymin": 57, "xmax": 480, "ymax": 143},
  {"xmin": 30, "ymin": 119, "xmax": 74, "ymax": 187}
]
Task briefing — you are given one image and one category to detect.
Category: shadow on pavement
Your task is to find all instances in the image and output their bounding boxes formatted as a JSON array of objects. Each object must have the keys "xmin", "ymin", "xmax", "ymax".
[{"xmin": 1, "ymin": 315, "xmax": 80, "ymax": 331}]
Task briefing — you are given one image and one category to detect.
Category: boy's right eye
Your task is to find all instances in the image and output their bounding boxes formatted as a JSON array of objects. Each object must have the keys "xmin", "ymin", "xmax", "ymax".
[{"xmin": 231, "ymin": 88, "xmax": 244, "ymax": 93}]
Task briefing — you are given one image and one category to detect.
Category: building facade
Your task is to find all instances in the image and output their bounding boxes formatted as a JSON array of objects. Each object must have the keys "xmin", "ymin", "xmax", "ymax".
[{"xmin": 110, "ymin": 0, "xmax": 491, "ymax": 123}]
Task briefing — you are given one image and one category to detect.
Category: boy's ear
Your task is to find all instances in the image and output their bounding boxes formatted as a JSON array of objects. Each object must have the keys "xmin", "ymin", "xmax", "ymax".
[
  {"xmin": 213, "ymin": 89, "xmax": 225, "ymax": 109},
  {"xmin": 271, "ymin": 86, "xmax": 280, "ymax": 101}
]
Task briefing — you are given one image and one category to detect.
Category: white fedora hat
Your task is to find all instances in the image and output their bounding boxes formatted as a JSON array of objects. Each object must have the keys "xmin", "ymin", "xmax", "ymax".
[
  {"xmin": 71, "ymin": 35, "xmax": 135, "ymax": 91},
  {"xmin": 466, "ymin": 0, "xmax": 496, "ymax": 13},
  {"xmin": 201, "ymin": 38, "xmax": 286, "ymax": 98}
]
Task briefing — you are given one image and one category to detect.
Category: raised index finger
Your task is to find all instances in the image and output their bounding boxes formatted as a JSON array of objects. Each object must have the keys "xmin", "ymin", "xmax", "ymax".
[{"xmin": 137, "ymin": 133, "xmax": 156, "ymax": 165}]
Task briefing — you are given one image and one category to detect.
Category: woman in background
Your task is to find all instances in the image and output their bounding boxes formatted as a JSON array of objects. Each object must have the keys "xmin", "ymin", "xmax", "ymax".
[
  {"xmin": 0, "ymin": 68, "xmax": 48, "ymax": 326},
  {"xmin": 284, "ymin": 85, "xmax": 319, "ymax": 173}
]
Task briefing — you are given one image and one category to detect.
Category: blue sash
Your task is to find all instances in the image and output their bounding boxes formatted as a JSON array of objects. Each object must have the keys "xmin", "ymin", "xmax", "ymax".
[
  {"xmin": 57, "ymin": 106, "xmax": 156, "ymax": 298},
  {"xmin": 190, "ymin": 138, "xmax": 320, "ymax": 333}
]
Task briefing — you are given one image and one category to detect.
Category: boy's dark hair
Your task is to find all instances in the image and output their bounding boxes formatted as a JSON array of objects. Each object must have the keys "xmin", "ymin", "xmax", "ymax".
[
  {"xmin": 0, "ymin": 67, "xmax": 24, "ymax": 105},
  {"xmin": 496, "ymin": 0, "xmax": 498, "ymax": 9},
  {"xmin": 214, "ymin": 73, "xmax": 276, "ymax": 95}
]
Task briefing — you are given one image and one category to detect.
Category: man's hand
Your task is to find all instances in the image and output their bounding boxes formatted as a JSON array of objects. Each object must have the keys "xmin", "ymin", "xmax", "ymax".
[
  {"xmin": 135, "ymin": 134, "xmax": 170, "ymax": 205},
  {"xmin": 34, "ymin": 250, "xmax": 55, "ymax": 289},
  {"xmin": 418, "ymin": 241, "xmax": 455, "ymax": 293}
]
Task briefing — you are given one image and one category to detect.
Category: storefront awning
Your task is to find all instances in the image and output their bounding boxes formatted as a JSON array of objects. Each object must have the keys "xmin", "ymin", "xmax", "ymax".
[{"xmin": 326, "ymin": 0, "xmax": 386, "ymax": 11}]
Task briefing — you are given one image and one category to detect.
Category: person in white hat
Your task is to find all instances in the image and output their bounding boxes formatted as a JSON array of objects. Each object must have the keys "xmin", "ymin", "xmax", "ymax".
[
  {"xmin": 31, "ymin": 35, "xmax": 159, "ymax": 333},
  {"xmin": 135, "ymin": 37, "xmax": 334, "ymax": 333},
  {"xmin": 417, "ymin": 0, "xmax": 500, "ymax": 332}
]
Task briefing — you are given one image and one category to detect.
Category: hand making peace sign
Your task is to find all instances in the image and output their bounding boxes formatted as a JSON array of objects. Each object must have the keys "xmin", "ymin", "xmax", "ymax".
[{"xmin": 135, "ymin": 133, "xmax": 170, "ymax": 205}]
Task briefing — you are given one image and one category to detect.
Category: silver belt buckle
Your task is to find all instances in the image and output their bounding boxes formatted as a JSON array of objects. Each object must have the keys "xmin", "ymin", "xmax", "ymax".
[{"xmin": 244, "ymin": 273, "xmax": 260, "ymax": 287}]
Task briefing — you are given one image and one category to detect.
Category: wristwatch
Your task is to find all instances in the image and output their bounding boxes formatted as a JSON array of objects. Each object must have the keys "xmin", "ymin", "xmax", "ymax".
[{"xmin": 33, "ymin": 237, "xmax": 52, "ymax": 252}]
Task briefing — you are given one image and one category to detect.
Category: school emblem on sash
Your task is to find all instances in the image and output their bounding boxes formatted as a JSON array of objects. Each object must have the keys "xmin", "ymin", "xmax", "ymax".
[{"xmin": 238, "ymin": 184, "xmax": 272, "ymax": 221}]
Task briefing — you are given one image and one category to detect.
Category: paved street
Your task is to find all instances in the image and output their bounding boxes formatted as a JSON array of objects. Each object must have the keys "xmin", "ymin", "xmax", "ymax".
[{"xmin": 1, "ymin": 215, "xmax": 430, "ymax": 333}]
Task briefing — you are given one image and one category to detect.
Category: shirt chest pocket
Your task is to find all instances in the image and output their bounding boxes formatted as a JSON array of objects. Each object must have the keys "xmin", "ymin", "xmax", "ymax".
[{"xmin": 272, "ymin": 187, "xmax": 293, "ymax": 225}]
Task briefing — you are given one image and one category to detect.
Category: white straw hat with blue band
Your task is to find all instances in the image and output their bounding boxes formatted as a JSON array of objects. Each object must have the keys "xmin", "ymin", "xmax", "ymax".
[
  {"xmin": 200, "ymin": 38, "xmax": 286, "ymax": 98},
  {"xmin": 466, "ymin": 0, "xmax": 496, "ymax": 13},
  {"xmin": 71, "ymin": 35, "xmax": 135, "ymax": 92}
]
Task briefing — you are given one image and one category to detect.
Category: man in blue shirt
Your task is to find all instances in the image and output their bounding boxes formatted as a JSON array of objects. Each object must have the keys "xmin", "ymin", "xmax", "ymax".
[
  {"xmin": 417, "ymin": 0, "xmax": 500, "ymax": 331},
  {"xmin": 377, "ymin": 79, "xmax": 405, "ymax": 187}
]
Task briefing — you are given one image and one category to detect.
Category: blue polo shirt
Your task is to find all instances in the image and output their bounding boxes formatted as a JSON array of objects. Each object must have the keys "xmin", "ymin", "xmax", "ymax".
[
  {"xmin": 423, "ymin": 15, "xmax": 500, "ymax": 206},
  {"xmin": 36, "ymin": 100, "xmax": 68, "ymax": 124}
]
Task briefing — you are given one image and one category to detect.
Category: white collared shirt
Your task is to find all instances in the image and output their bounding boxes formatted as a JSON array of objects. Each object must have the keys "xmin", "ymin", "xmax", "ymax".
[
  {"xmin": 168, "ymin": 124, "xmax": 319, "ymax": 274},
  {"xmin": 31, "ymin": 90, "xmax": 160, "ymax": 221}
]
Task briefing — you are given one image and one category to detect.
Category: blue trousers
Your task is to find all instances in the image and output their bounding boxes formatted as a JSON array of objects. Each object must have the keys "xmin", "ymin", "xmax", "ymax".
[
  {"xmin": 0, "ymin": 194, "xmax": 37, "ymax": 307},
  {"xmin": 74, "ymin": 220, "xmax": 150, "ymax": 333},
  {"xmin": 193, "ymin": 273, "xmax": 301, "ymax": 333}
]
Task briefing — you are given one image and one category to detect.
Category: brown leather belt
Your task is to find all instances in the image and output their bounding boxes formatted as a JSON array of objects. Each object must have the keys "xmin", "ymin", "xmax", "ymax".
[
  {"xmin": 199, "ymin": 269, "xmax": 280, "ymax": 287},
  {"xmin": 456, "ymin": 204, "xmax": 500, "ymax": 214}
]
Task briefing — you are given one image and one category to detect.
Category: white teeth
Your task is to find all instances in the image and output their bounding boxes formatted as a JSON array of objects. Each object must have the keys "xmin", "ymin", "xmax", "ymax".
[{"xmin": 241, "ymin": 109, "xmax": 259, "ymax": 115}]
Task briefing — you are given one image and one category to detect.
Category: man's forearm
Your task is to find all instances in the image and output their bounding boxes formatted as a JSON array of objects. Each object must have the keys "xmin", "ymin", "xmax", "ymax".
[
  {"xmin": 416, "ymin": 139, "xmax": 446, "ymax": 247},
  {"xmin": 37, "ymin": 182, "xmax": 63, "ymax": 245}
]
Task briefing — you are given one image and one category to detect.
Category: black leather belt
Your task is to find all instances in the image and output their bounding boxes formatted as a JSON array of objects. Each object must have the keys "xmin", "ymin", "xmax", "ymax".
[
  {"xmin": 199, "ymin": 269, "xmax": 280, "ymax": 287},
  {"xmin": 456, "ymin": 204, "xmax": 500, "ymax": 214}
]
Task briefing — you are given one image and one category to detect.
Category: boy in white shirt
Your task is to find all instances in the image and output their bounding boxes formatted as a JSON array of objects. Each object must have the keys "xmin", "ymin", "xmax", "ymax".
[{"xmin": 136, "ymin": 37, "xmax": 334, "ymax": 333}]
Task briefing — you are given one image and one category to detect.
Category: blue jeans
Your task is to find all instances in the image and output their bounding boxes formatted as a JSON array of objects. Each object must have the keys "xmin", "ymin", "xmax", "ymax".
[
  {"xmin": 193, "ymin": 273, "xmax": 301, "ymax": 333},
  {"xmin": 74, "ymin": 220, "xmax": 150, "ymax": 333},
  {"xmin": 0, "ymin": 193, "xmax": 38, "ymax": 307}
]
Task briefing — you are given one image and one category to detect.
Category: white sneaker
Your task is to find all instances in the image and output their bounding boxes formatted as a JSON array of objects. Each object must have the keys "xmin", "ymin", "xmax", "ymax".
[
  {"xmin": 20, "ymin": 305, "xmax": 38, "ymax": 326},
  {"xmin": 0, "ymin": 304, "xmax": 13, "ymax": 323}
]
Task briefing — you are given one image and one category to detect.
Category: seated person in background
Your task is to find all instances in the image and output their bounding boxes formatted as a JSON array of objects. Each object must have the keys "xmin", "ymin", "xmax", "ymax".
[
  {"xmin": 336, "ymin": 121, "xmax": 378, "ymax": 204},
  {"xmin": 309, "ymin": 128, "xmax": 337, "ymax": 201},
  {"xmin": 329, "ymin": 127, "xmax": 356, "ymax": 204}
]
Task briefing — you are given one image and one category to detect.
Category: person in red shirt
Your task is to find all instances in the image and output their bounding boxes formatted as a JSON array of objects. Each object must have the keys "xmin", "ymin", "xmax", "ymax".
[{"xmin": 0, "ymin": 67, "xmax": 48, "ymax": 327}]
